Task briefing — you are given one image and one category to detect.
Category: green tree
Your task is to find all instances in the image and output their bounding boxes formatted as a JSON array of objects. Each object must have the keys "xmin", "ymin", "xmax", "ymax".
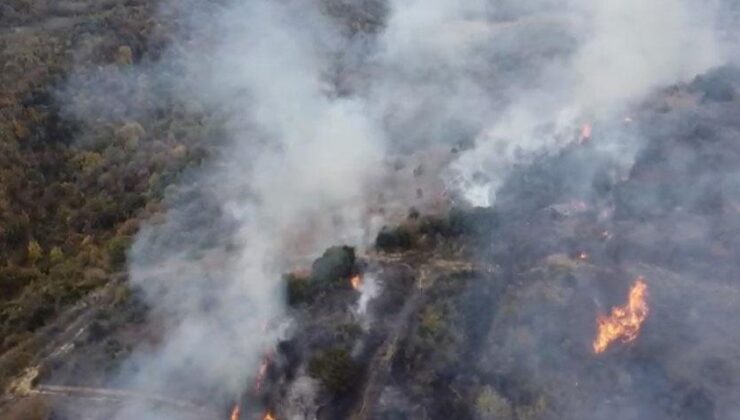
[
  {"xmin": 310, "ymin": 246, "xmax": 355, "ymax": 288},
  {"xmin": 48, "ymin": 246, "xmax": 63, "ymax": 265},
  {"xmin": 475, "ymin": 386, "xmax": 513, "ymax": 420},
  {"xmin": 0, "ymin": 266, "xmax": 39, "ymax": 299},
  {"xmin": 26, "ymin": 240, "xmax": 42, "ymax": 264},
  {"xmin": 308, "ymin": 347, "xmax": 358, "ymax": 394},
  {"xmin": 106, "ymin": 236, "xmax": 131, "ymax": 269}
]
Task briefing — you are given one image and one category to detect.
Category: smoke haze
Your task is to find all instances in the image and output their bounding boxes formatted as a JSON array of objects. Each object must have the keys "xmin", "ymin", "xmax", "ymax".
[{"xmin": 52, "ymin": 0, "xmax": 740, "ymax": 418}]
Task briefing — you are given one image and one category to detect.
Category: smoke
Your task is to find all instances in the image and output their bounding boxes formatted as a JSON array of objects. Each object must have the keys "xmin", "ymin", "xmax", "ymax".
[
  {"xmin": 106, "ymin": 1, "xmax": 386, "ymax": 418},
  {"xmin": 55, "ymin": 0, "xmax": 739, "ymax": 418},
  {"xmin": 355, "ymin": 274, "xmax": 381, "ymax": 318},
  {"xmin": 444, "ymin": 0, "xmax": 722, "ymax": 206},
  {"xmin": 571, "ymin": 0, "xmax": 719, "ymax": 110}
]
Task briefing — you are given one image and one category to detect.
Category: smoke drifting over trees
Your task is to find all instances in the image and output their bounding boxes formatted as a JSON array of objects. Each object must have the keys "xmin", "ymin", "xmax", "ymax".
[
  {"xmin": 3, "ymin": 0, "xmax": 740, "ymax": 419},
  {"xmin": 94, "ymin": 0, "xmax": 740, "ymax": 418}
]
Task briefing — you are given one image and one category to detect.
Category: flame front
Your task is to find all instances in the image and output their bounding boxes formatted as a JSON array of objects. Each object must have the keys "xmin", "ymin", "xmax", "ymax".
[
  {"xmin": 579, "ymin": 122, "xmax": 592, "ymax": 143},
  {"xmin": 229, "ymin": 404, "xmax": 240, "ymax": 420},
  {"xmin": 254, "ymin": 356, "xmax": 270, "ymax": 393},
  {"xmin": 350, "ymin": 274, "xmax": 362, "ymax": 291},
  {"xmin": 263, "ymin": 411, "xmax": 276, "ymax": 420},
  {"xmin": 593, "ymin": 278, "xmax": 649, "ymax": 354}
]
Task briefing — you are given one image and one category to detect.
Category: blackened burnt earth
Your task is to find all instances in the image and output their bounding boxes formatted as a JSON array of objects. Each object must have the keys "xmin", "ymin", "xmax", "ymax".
[{"xmin": 269, "ymin": 65, "xmax": 740, "ymax": 420}]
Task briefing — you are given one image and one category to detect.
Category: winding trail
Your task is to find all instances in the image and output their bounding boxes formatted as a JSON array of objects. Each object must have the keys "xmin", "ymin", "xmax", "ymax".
[
  {"xmin": 30, "ymin": 384, "xmax": 211, "ymax": 414},
  {"xmin": 351, "ymin": 253, "xmax": 489, "ymax": 420}
]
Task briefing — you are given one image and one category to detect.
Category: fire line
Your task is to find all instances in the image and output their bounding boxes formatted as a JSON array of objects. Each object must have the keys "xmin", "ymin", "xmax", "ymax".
[
  {"xmin": 351, "ymin": 274, "xmax": 363, "ymax": 291},
  {"xmin": 229, "ymin": 404, "xmax": 240, "ymax": 420},
  {"xmin": 593, "ymin": 277, "xmax": 649, "ymax": 354}
]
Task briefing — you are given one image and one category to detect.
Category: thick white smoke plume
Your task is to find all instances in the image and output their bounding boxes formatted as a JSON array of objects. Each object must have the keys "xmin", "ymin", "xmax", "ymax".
[
  {"xmin": 444, "ymin": 0, "xmax": 722, "ymax": 205},
  {"xmin": 113, "ymin": 2, "xmax": 385, "ymax": 418},
  {"xmin": 101, "ymin": 0, "xmax": 733, "ymax": 417}
]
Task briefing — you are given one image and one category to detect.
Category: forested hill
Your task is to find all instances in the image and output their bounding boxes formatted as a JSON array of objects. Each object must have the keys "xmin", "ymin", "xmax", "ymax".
[{"xmin": 0, "ymin": 0, "xmax": 210, "ymax": 388}]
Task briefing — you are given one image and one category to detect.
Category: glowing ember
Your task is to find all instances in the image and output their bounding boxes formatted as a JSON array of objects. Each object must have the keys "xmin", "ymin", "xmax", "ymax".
[
  {"xmin": 230, "ymin": 404, "xmax": 240, "ymax": 420},
  {"xmin": 579, "ymin": 122, "xmax": 592, "ymax": 144},
  {"xmin": 253, "ymin": 355, "xmax": 271, "ymax": 393},
  {"xmin": 593, "ymin": 278, "xmax": 649, "ymax": 354},
  {"xmin": 263, "ymin": 411, "xmax": 276, "ymax": 420},
  {"xmin": 350, "ymin": 274, "xmax": 362, "ymax": 291}
]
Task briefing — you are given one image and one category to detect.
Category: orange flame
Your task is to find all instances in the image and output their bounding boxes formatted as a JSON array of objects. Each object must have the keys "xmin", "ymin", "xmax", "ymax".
[
  {"xmin": 254, "ymin": 355, "xmax": 270, "ymax": 393},
  {"xmin": 593, "ymin": 278, "xmax": 649, "ymax": 354},
  {"xmin": 229, "ymin": 404, "xmax": 240, "ymax": 420},
  {"xmin": 579, "ymin": 123, "xmax": 592, "ymax": 144},
  {"xmin": 350, "ymin": 274, "xmax": 362, "ymax": 291},
  {"xmin": 263, "ymin": 411, "xmax": 276, "ymax": 420}
]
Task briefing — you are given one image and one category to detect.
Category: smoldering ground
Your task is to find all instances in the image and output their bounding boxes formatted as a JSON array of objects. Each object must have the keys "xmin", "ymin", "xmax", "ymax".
[
  {"xmin": 43, "ymin": 0, "xmax": 740, "ymax": 419},
  {"xmin": 460, "ymin": 69, "xmax": 740, "ymax": 420}
]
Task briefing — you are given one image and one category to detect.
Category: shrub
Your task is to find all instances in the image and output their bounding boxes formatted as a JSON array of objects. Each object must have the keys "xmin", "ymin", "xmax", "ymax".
[
  {"xmin": 115, "ymin": 45, "xmax": 134, "ymax": 66},
  {"xmin": 336, "ymin": 323, "xmax": 362, "ymax": 343},
  {"xmin": 106, "ymin": 236, "xmax": 131, "ymax": 269},
  {"xmin": 70, "ymin": 151, "xmax": 103, "ymax": 172},
  {"xmin": 3, "ymin": 214, "xmax": 30, "ymax": 246},
  {"xmin": 48, "ymin": 246, "xmax": 63, "ymax": 265},
  {"xmin": 0, "ymin": 348, "xmax": 33, "ymax": 391},
  {"xmin": 285, "ymin": 273, "xmax": 314, "ymax": 306},
  {"xmin": 0, "ymin": 266, "xmax": 39, "ymax": 299},
  {"xmin": 87, "ymin": 320, "xmax": 110, "ymax": 343},
  {"xmin": 418, "ymin": 305, "xmax": 445, "ymax": 338},
  {"xmin": 115, "ymin": 122, "xmax": 145, "ymax": 146},
  {"xmin": 418, "ymin": 215, "xmax": 454, "ymax": 237},
  {"xmin": 310, "ymin": 246, "xmax": 355, "ymax": 287},
  {"xmin": 3, "ymin": 395, "xmax": 50, "ymax": 420},
  {"xmin": 308, "ymin": 347, "xmax": 358, "ymax": 394},
  {"xmin": 26, "ymin": 240, "xmax": 42, "ymax": 264},
  {"xmin": 112, "ymin": 283, "xmax": 131, "ymax": 306},
  {"xmin": 516, "ymin": 396, "xmax": 548, "ymax": 420},
  {"xmin": 375, "ymin": 225, "xmax": 413, "ymax": 251},
  {"xmin": 86, "ymin": 197, "xmax": 124, "ymax": 230},
  {"xmin": 448, "ymin": 207, "xmax": 499, "ymax": 237},
  {"xmin": 6, "ymin": 294, "xmax": 55, "ymax": 332},
  {"xmin": 475, "ymin": 386, "xmax": 513, "ymax": 420}
]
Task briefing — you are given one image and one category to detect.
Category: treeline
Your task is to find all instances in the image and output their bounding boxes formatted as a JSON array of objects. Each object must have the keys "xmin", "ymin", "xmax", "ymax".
[{"xmin": 0, "ymin": 0, "xmax": 220, "ymax": 388}]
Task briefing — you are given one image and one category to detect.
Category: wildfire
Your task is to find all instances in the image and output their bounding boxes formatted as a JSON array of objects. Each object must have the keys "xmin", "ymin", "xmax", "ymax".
[
  {"xmin": 593, "ymin": 278, "xmax": 649, "ymax": 354},
  {"xmin": 579, "ymin": 122, "xmax": 592, "ymax": 144},
  {"xmin": 577, "ymin": 251, "xmax": 589, "ymax": 261},
  {"xmin": 263, "ymin": 411, "xmax": 276, "ymax": 420},
  {"xmin": 230, "ymin": 404, "xmax": 240, "ymax": 420},
  {"xmin": 350, "ymin": 274, "xmax": 362, "ymax": 291},
  {"xmin": 253, "ymin": 354, "xmax": 271, "ymax": 393}
]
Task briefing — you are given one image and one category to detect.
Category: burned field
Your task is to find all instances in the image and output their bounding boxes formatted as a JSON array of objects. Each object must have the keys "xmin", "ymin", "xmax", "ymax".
[{"xmin": 239, "ymin": 70, "xmax": 740, "ymax": 420}]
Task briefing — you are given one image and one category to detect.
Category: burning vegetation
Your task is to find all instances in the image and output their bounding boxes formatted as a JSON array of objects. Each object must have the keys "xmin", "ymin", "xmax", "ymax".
[
  {"xmin": 593, "ymin": 278, "xmax": 650, "ymax": 354},
  {"xmin": 3, "ymin": 2, "xmax": 740, "ymax": 420},
  {"xmin": 578, "ymin": 122, "xmax": 593, "ymax": 144},
  {"xmin": 253, "ymin": 355, "xmax": 270, "ymax": 393},
  {"xmin": 229, "ymin": 404, "xmax": 240, "ymax": 420},
  {"xmin": 350, "ymin": 274, "xmax": 363, "ymax": 291}
]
